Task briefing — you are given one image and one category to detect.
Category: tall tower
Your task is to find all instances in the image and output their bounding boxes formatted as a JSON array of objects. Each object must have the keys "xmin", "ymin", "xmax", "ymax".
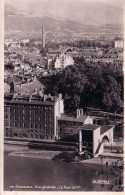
[{"xmin": 42, "ymin": 25, "xmax": 46, "ymax": 48}]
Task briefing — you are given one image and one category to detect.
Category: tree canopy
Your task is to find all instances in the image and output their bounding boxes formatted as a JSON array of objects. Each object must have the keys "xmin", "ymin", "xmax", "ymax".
[{"xmin": 42, "ymin": 58, "xmax": 123, "ymax": 113}]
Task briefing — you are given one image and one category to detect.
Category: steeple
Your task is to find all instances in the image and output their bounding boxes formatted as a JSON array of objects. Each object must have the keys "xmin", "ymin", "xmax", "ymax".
[{"xmin": 42, "ymin": 25, "xmax": 45, "ymax": 48}]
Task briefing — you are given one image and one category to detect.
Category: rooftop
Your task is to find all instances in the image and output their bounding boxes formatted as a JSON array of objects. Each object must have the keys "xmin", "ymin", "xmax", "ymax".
[
  {"xmin": 59, "ymin": 114, "xmax": 90, "ymax": 123},
  {"xmin": 81, "ymin": 124, "xmax": 100, "ymax": 131},
  {"xmin": 100, "ymin": 125, "xmax": 114, "ymax": 135}
]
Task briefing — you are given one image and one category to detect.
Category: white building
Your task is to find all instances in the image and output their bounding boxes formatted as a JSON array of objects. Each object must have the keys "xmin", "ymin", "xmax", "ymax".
[{"xmin": 115, "ymin": 40, "xmax": 124, "ymax": 48}]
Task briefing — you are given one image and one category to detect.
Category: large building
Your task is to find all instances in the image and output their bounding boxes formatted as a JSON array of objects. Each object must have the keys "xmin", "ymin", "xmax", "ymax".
[
  {"xmin": 4, "ymin": 93, "xmax": 64, "ymax": 140},
  {"xmin": 115, "ymin": 39, "xmax": 124, "ymax": 48},
  {"xmin": 58, "ymin": 109, "xmax": 93, "ymax": 139}
]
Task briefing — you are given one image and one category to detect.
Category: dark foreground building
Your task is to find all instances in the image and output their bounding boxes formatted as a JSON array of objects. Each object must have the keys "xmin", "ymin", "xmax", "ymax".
[{"xmin": 4, "ymin": 93, "xmax": 64, "ymax": 140}]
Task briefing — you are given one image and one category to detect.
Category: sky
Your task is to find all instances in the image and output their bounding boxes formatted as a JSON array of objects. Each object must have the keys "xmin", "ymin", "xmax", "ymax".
[{"xmin": 5, "ymin": 0, "xmax": 124, "ymax": 7}]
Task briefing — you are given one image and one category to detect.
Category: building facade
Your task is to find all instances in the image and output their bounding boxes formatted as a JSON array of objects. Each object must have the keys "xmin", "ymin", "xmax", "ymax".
[
  {"xmin": 4, "ymin": 93, "xmax": 64, "ymax": 141},
  {"xmin": 58, "ymin": 109, "xmax": 93, "ymax": 139}
]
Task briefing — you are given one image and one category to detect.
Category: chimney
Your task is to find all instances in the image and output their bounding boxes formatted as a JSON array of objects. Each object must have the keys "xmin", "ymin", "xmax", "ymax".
[
  {"xmin": 76, "ymin": 109, "xmax": 81, "ymax": 118},
  {"xmin": 59, "ymin": 93, "xmax": 62, "ymax": 99},
  {"xmin": 29, "ymin": 95, "xmax": 32, "ymax": 102},
  {"xmin": 80, "ymin": 109, "xmax": 83, "ymax": 115},
  {"xmin": 43, "ymin": 95, "xmax": 47, "ymax": 102}
]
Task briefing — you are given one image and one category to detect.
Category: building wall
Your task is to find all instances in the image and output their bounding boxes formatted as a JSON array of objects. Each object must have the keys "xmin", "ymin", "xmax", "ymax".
[
  {"xmin": 58, "ymin": 120, "xmax": 82, "ymax": 139},
  {"xmin": 115, "ymin": 40, "xmax": 124, "ymax": 48},
  {"xmin": 54, "ymin": 97, "xmax": 64, "ymax": 139},
  {"xmin": 11, "ymin": 103, "xmax": 55, "ymax": 140},
  {"xmin": 4, "ymin": 104, "xmax": 11, "ymax": 137},
  {"xmin": 84, "ymin": 117, "xmax": 93, "ymax": 124},
  {"xmin": 4, "ymin": 95, "xmax": 64, "ymax": 141},
  {"xmin": 93, "ymin": 127, "xmax": 101, "ymax": 154}
]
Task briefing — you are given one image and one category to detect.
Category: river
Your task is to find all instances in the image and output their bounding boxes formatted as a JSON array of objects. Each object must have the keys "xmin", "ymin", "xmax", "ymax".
[{"xmin": 4, "ymin": 152, "xmax": 102, "ymax": 191}]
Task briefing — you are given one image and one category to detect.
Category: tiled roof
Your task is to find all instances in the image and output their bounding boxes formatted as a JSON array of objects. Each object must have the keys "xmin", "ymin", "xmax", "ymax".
[
  {"xmin": 13, "ymin": 77, "xmax": 44, "ymax": 95},
  {"xmin": 59, "ymin": 114, "xmax": 89, "ymax": 123},
  {"xmin": 8, "ymin": 75, "xmax": 22, "ymax": 84},
  {"xmin": 100, "ymin": 125, "xmax": 114, "ymax": 135},
  {"xmin": 81, "ymin": 124, "xmax": 100, "ymax": 131}
]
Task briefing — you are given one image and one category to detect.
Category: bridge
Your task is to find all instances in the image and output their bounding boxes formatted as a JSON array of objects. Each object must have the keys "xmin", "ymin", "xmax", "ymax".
[{"xmin": 78, "ymin": 124, "xmax": 114, "ymax": 157}]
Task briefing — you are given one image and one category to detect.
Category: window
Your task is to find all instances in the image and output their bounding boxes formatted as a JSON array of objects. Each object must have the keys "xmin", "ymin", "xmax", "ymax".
[
  {"xmin": 14, "ymin": 109, "xmax": 17, "ymax": 114},
  {"xmin": 34, "ymin": 124, "xmax": 37, "ymax": 128},
  {"xmin": 5, "ymin": 108, "xmax": 7, "ymax": 112},
  {"xmin": 45, "ymin": 117, "xmax": 48, "ymax": 121},
  {"xmin": 45, "ymin": 123, "xmax": 48, "ymax": 127},
  {"xmin": 39, "ymin": 111, "xmax": 42, "ymax": 114},
  {"xmin": 35, "ymin": 117, "xmax": 37, "ymax": 121},
  {"xmin": 38, "ymin": 117, "xmax": 42, "ymax": 121},
  {"xmin": 14, "ymin": 116, "xmax": 17, "ymax": 120},
  {"xmin": 19, "ymin": 116, "xmax": 22, "ymax": 120},
  {"xmin": 49, "ymin": 123, "xmax": 52, "ymax": 127},
  {"xmin": 5, "ymin": 122, "xmax": 8, "ymax": 126},
  {"xmin": 49, "ymin": 112, "xmax": 53, "ymax": 116},
  {"xmin": 14, "ymin": 122, "xmax": 17, "ymax": 127},
  {"xmin": 45, "ymin": 106, "xmax": 48, "ymax": 110},
  {"xmin": 39, "ymin": 124, "xmax": 42, "ymax": 128},
  {"xmin": 19, "ymin": 110, "xmax": 22, "ymax": 114},
  {"xmin": 34, "ymin": 110, "xmax": 38, "ymax": 115},
  {"xmin": 30, "ymin": 110, "xmax": 33, "ymax": 114},
  {"xmin": 60, "ymin": 128, "xmax": 62, "ymax": 132},
  {"xmin": 45, "ymin": 129, "xmax": 47, "ymax": 133},
  {"xmin": 30, "ymin": 123, "xmax": 33, "ymax": 128},
  {"xmin": 49, "ymin": 118, "xmax": 53, "ymax": 122},
  {"xmin": 5, "ymin": 115, "xmax": 8, "ymax": 119},
  {"xmin": 23, "ymin": 110, "xmax": 25, "ymax": 114},
  {"xmin": 50, "ymin": 129, "xmax": 53, "ymax": 133},
  {"xmin": 45, "ymin": 112, "xmax": 48, "ymax": 116},
  {"xmin": 23, "ymin": 123, "xmax": 26, "ymax": 128},
  {"xmin": 19, "ymin": 123, "xmax": 22, "ymax": 128}
]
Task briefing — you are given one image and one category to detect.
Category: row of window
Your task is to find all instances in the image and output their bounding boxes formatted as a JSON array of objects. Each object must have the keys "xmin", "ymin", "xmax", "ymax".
[
  {"xmin": 13, "ymin": 105, "xmax": 53, "ymax": 110},
  {"xmin": 59, "ymin": 120, "xmax": 81, "ymax": 127},
  {"xmin": 12, "ymin": 105, "xmax": 54, "ymax": 111},
  {"xmin": 14, "ymin": 122, "xmax": 53, "ymax": 129},
  {"xmin": 13, "ymin": 109, "xmax": 54, "ymax": 116},
  {"xmin": 4, "ymin": 114, "xmax": 10, "ymax": 119},
  {"xmin": 4, "ymin": 122, "xmax": 10, "ymax": 127},
  {"xmin": 4, "ymin": 107, "xmax": 10, "ymax": 112},
  {"xmin": 12, "ymin": 133, "xmax": 53, "ymax": 140},
  {"xmin": 14, "ymin": 109, "xmax": 26, "ymax": 114},
  {"xmin": 60, "ymin": 128, "xmax": 74, "ymax": 133}
]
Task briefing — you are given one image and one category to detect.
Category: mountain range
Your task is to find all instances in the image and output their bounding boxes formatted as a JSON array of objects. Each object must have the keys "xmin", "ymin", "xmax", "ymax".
[{"xmin": 5, "ymin": 2, "xmax": 124, "ymax": 33}]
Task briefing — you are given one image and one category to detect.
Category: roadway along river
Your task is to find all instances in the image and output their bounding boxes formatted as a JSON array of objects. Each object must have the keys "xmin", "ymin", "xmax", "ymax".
[{"xmin": 4, "ymin": 152, "xmax": 102, "ymax": 191}]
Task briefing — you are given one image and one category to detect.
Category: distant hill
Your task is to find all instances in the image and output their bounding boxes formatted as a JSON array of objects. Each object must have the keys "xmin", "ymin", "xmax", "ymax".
[{"xmin": 5, "ymin": 4, "xmax": 123, "ymax": 33}]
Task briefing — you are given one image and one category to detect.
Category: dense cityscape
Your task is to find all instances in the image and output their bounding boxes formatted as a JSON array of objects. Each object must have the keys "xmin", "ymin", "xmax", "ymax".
[{"xmin": 4, "ymin": 0, "xmax": 124, "ymax": 192}]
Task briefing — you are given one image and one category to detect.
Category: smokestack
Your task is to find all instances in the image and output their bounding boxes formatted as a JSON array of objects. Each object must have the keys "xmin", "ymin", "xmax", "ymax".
[
  {"xmin": 76, "ymin": 109, "xmax": 81, "ymax": 118},
  {"xmin": 59, "ymin": 93, "xmax": 62, "ymax": 99},
  {"xmin": 80, "ymin": 109, "xmax": 83, "ymax": 115}
]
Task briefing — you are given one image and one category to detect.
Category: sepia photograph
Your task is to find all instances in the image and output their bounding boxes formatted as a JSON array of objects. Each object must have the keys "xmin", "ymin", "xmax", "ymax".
[{"xmin": 3, "ymin": 0, "xmax": 124, "ymax": 192}]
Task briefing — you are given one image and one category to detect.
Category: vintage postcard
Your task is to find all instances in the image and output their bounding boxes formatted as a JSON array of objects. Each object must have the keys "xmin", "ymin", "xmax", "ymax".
[{"xmin": 0, "ymin": 0, "xmax": 124, "ymax": 194}]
